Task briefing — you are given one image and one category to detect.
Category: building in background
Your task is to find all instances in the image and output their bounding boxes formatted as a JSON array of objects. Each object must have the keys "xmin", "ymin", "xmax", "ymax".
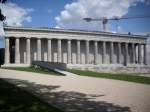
[{"xmin": 2, "ymin": 26, "xmax": 150, "ymax": 73}]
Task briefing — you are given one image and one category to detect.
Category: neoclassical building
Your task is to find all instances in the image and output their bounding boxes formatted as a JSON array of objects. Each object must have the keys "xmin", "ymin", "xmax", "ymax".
[{"xmin": 3, "ymin": 26, "xmax": 149, "ymax": 73}]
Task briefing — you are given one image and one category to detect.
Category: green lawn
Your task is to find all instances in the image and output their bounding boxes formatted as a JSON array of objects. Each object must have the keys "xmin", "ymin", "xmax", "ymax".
[
  {"xmin": 0, "ymin": 79, "xmax": 63, "ymax": 112},
  {"xmin": 2, "ymin": 66, "xmax": 60, "ymax": 76},
  {"xmin": 68, "ymin": 69, "xmax": 150, "ymax": 85}
]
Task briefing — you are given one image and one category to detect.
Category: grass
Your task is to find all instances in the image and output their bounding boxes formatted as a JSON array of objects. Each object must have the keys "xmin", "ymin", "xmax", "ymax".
[
  {"xmin": 2, "ymin": 66, "xmax": 60, "ymax": 76},
  {"xmin": 0, "ymin": 78, "xmax": 63, "ymax": 112},
  {"xmin": 68, "ymin": 69, "xmax": 150, "ymax": 85}
]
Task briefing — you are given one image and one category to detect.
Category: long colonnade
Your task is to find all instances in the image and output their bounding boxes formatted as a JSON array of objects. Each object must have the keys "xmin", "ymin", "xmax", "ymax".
[{"xmin": 4, "ymin": 37, "xmax": 147, "ymax": 65}]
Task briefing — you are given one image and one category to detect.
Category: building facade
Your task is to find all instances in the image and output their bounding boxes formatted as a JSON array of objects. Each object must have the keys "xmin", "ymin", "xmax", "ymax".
[{"xmin": 3, "ymin": 26, "xmax": 149, "ymax": 73}]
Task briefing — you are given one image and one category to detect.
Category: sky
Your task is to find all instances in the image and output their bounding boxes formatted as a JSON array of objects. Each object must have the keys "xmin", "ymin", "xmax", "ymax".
[{"xmin": 0, "ymin": 0, "xmax": 150, "ymax": 48}]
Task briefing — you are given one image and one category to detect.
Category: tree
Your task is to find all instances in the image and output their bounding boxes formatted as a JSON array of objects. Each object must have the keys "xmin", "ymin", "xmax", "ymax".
[
  {"xmin": 0, "ymin": 0, "xmax": 7, "ymax": 4},
  {"xmin": 0, "ymin": 0, "xmax": 7, "ymax": 21}
]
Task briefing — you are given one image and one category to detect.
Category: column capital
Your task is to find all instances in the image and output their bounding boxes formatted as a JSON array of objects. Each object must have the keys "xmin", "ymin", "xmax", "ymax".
[
  {"xmin": 94, "ymin": 41, "xmax": 98, "ymax": 44},
  {"xmin": 15, "ymin": 37, "xmax": 20, "ymax": 39},
  {"xmin": 117, "ymin": 41, "xmax": 122, "ymax": 44},
  {"xmin": 76, "ymin": 39, "xmax": 81, "ymax": 41},
  {"xmin": 67, "ymin": 39, "xmax": 72, "ymax": 41},
  {"xmin": 124, "ymin": 42, "xmax": 129, "ymax": 44},
  {"xmin": 118, "ymin": 42, "xmax": 121, "ymax": 44},
  {"xmin": 37, "ymin": 38, "xmax": 42, "ymax": 41},
  {"xmin": 68, "ymin": 39, "xmax": 71, "ymax": 42},
  {"xmin": 77, "ymin": 40, "xmax": 80, "ymax": 43},
  {"xmin": 26, "ymin": 37, "xmax": 31, "ymax": 39}
]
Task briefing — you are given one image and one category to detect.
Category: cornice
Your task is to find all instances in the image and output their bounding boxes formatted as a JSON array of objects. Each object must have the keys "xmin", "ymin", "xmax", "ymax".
[
  {"xmin": 3, "ymin": 26, "xmax": 147, "ymax": 44},
  {"xmin": 4, "ymin": 26, "xmax": 148, "ymax": 39}
]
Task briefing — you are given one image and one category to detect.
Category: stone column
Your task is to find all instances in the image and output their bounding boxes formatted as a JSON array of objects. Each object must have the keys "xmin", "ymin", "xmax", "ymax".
[
  {"xmin": 138, "ymin": 44, "xmax": 142, "ymax": 64},
  {"xmin": 5, "ymin": 37, "xmax": 10, "ymax": 64},
  {"xmin": 37, "ymin": 38, "xmax": 41, "ymax": 61},
  {"xmin": 86, "ymin": 40, "xmax": 89, "ymax": 64},
  {"xmin": 102, "ymin": 41, "xmax": 106, "ymax": 64},
  {"xmin": 58, "ymin": 39, "xmax": 62, "ymax": 62},
  {"xmin": 110, "ymin": 42, "xmax": 114, "ymax": 64},
  {"xmin": 77, "ymin": 40, "xmax": 80, "ymax": 64},
  {"xmin": 15, "ymin": 38, "xmax": 20, "ymax": 64},
  {"xmin": 118, "ymin": 42, "xmax": 122, "ymax": 64},
  {"xmin": 67, "ymin": 40, "xmax": 71, "ymax": 64},
  {"xmin": 143, "ymin": 44, "xmax": 147, "ymax": 65},
  {"xmin": 124, "ymin": 43, "xmax": 128, "ymax": 66},
  {"xmin": 94, "ymin": 41, "xmax": 98, "ymax": 65},
  {"xmin": 48, "ymin": 39, "xmax": 52, "ymax": 62},
  {"xmin": 26, "ymin": 38, "xmax": 31, "ymax": 64},
  {"xmin": 132, "ymin": 43, "xmax": 135, "ymax": 64}
]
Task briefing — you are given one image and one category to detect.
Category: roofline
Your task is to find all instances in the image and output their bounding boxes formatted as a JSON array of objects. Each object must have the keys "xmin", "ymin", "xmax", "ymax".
[{"xmin": 4, "ymin": 26, "xmax": 148, "ymax": 39}]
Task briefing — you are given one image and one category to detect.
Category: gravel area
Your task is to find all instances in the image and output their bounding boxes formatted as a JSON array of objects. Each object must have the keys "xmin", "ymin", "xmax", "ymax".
[{"xmin": 0, "ymin": 69, "xmax": 150, "ymax": 112}]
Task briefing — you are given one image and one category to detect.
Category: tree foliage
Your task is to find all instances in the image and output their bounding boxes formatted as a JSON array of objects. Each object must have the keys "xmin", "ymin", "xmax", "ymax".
[{"xmin": 0, "ymin": 0, "xmax": 7, "ymax": 21}]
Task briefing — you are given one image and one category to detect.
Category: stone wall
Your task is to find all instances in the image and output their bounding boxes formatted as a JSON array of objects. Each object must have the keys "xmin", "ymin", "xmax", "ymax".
[{"xmin": 68, "ymin": 64, "xmax": 150, "ymax": 74}]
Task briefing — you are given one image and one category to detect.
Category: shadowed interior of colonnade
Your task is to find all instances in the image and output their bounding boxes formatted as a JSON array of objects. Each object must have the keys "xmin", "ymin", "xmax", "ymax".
[
  {"xmin": 0, "ymin": 48, "xmax": 4, "ymax": 65},
  {"xmin": 3, "ymin": 78, "xmax": 131, "ymax": 112}
]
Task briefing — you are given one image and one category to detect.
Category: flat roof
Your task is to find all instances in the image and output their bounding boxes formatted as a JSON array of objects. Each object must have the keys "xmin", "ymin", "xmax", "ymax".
[{"xmin": 4, "ymin": 26, "xmax": 148, "ymax": 39}]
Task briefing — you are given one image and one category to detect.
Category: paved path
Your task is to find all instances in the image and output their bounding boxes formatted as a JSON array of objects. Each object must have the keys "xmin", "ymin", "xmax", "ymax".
[{"xmin": 0, "ymin": 69, "xmax": 150, "ymax": 112}]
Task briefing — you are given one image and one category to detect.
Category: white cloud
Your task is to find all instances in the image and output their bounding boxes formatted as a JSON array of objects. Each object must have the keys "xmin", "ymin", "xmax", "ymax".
[
  {"xmin": 0, "ymin": 2, "xmax": 33, "ymax": 26},
  {"xmin": 0, "ymin": 2, "xmax": 33, "ymax": 38},
  {"xmin": 55, "ymin": 0, "xmax": 146, "ymax": 31}
]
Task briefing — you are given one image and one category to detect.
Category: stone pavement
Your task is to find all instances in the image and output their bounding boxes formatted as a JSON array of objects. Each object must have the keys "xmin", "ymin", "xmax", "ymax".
[{"xmin": 0, "ymin": 69, "xmax": 150, "ymax": 112}]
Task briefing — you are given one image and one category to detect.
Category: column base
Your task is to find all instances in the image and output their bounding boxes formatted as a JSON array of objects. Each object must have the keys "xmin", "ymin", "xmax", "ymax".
[
  {"xmin": 67, "ymin": 64, "xmax": 150, "ymax": 74},
  {"xmin": 1, "ymin": 64, "xmax": 30, "ymax": 67}
]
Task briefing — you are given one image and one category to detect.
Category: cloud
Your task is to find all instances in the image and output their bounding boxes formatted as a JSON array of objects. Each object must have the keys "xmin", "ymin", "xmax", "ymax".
[
  {"xmin": 0, "ymin": 2, "xmax": 33, "ymax": 38},
  {"xmin": 55, "ymin": 0, "xmax": 147, "ymax": 31},
  {"xmin": 0, "ymin": 2, "xmax": 33, "ymax": 26}
]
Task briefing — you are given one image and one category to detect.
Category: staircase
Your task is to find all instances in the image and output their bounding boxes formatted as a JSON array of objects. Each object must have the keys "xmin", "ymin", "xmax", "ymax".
[{"xmin": 32, "ymin": 61, "xmax": 77, "ymax": 76}]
